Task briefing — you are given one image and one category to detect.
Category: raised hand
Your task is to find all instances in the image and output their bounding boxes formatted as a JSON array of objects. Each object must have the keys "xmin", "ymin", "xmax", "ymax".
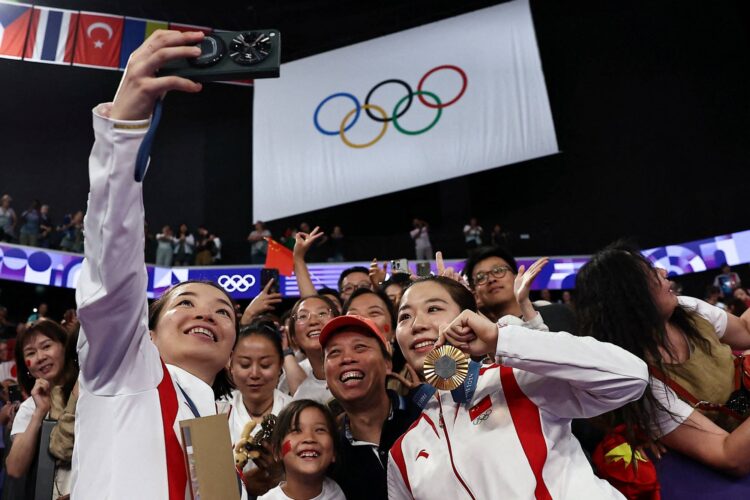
[
  {"xmin": 387, "ymin": 363, "xmax": 422, "ymax": 390},
  {"xmin": 31, "ymin": 378, "xmax": 51, "ymax": 416},
  {"xmin": 369, "ymin": 258, "xmax": 388, "ymax": 288},
  {"xmin": 514, "ymin": 257, "xmax": 549, "ymax": 305},
  {"xmin": 241, "ymin": 279, "xmax": 283, "ymax": 325},
  {"xmin": 293, "ymin": 226, "xmax": 325, "ymax": 260},
  {"xmin": 110, "ymin": 30, "xmax": 205, "ymax": 121},
  {"xmin": 436, "ymin": 309, "xmax": 499, "ymax": 357},
  {"xmin": 436, "ymin": 251, "xmax": 470, "ymax": 288}
]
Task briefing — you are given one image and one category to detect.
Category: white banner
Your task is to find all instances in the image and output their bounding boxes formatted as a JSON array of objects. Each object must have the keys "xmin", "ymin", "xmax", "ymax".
[{"xmin": 253, "ymin": 0, "xmax": 557, "ymax": 221}]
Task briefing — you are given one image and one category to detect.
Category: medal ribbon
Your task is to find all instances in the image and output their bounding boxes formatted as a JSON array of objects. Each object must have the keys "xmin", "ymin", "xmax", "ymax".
[
  {"xmin": 411, "ymin": 360, "xmax": 481, "ymax": 409},
  {"xmin": 134, "ymin": 99, "xmax": 164, "ymax": 182},
  {"xmin": 450, "ymin": 360, "xmax": 481, "ymax": 404},
  {"xmin": 411, "ymin": 383, "xmax": 437, "ymax": 410}
]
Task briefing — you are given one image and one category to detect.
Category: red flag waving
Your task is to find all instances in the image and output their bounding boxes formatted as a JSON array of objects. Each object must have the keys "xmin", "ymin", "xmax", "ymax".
[
  {"xmin": 73, "ymin": 12, "xmax": 123, "ymax": 69},
  {"xmin": 264, "ymin": 238, "xmax": 294, "ymax": 276}
]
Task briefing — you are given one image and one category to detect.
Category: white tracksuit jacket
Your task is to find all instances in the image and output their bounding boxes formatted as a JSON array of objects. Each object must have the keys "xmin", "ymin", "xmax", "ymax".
[
  {"xmin": 387, "ymin": 323, "xmax": 649, "ymax": 500},
  {"xmin": 72, "ymin": 104, "xmax": 246, "ymax": 500}
]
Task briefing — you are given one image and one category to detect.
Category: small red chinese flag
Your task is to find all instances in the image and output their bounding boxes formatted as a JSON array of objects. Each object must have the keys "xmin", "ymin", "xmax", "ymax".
[{"xmin": 264, "ymin": 238, "xmax": 294, "ymax": 276}]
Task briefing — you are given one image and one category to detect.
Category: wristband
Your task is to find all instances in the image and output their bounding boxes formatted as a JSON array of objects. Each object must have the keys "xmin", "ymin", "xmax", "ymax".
[{"xmin": 283, "ymin": 348, "xmax": 295, "ymax": 357}]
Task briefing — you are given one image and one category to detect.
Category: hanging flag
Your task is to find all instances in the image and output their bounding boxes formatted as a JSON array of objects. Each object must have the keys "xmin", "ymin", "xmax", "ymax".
[
  {"xmin": 264, "ymin": 238, "xmax": 294, "ymax": 276},
  {"xmin": 0, "ymin": 1, "xmax": 32, "ymax": 60},
  {"xmin": 24, "ymin": 6, "xmax": 77, "ymax": 65},
  {"xmin": 253, "ymin": 0, "xmax": 558, "ymax": 221},
  {"xmin": 119, "ymin": 17, "xmax": 168, "ymax": 69},
  {"xmin": 73, "ymin": 11, "xmax": 123, "ymax": 70}
]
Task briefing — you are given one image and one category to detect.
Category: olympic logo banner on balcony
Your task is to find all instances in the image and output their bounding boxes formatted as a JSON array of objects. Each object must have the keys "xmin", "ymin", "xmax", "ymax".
[{"xmin": 253, "ymin": 0, "xmax": 558, "ymax": 221}]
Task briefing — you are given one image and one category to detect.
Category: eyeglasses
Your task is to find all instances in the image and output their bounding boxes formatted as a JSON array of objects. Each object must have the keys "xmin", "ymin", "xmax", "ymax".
[
  {"xmin": 341, "ymin": 281, "xmax": 371, "ymax": 295},
  {"xmin": 293, "ymin": 309, "xmax": 332, "ymax": 324},
  {"xmin": 473, "ymin": 265, "xmax": 512, "ymax": 286}
]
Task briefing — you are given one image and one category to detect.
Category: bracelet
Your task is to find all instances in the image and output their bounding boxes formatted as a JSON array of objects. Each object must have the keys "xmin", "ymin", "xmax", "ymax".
[{"xmin": 283, "ymin": 348, "xmax": 295, "ymax": 357}]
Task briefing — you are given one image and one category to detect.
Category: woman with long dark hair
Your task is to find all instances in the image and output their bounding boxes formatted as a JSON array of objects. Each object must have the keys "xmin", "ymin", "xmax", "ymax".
[
  {"xmin": 575, "ymin": 243, "xmax": 750, "ymax": 476},
  {"xmin": 388, "ymin": 269, "xmax": 648, "ymax": 499}
]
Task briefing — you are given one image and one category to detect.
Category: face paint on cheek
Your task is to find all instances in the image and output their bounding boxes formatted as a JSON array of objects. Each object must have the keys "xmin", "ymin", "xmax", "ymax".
[
  {"xmin": 25, "ymin": 359, "xmax": 31, "ymax": 368},
  {"xmin": 384, "ymin": 324, "xmax": 390, "ymax": 333},
  {"xmin": 281, "ymin": 440, "xmax": 292, "ymax": 457}
]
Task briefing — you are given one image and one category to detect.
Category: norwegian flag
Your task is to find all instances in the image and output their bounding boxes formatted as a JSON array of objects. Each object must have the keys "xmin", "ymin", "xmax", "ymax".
[
  {"xmin": 24, "ymin": 6, "xmax": 77, "ymax": 65},
  {"xmin": 72, "ymin": 11, "xmax": 123, "ymax": 69}
]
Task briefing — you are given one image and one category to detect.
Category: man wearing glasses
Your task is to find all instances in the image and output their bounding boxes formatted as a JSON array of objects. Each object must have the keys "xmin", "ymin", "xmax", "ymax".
[
  {"xmin": 338, "ymin": 266, "xmax": 372, "ymax": 303},
  {"xmin": 463, "ymin": 247, "xmax": 576, "ymax": 333}
]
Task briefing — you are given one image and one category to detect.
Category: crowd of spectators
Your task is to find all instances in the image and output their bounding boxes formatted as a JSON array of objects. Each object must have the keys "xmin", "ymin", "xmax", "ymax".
[
  {"xmin": 2, "ymin": 196, "xmax": 517, "ymax": 269},
  {"xmin": 0, "ymin": 194, "xmax": 84, "ymax": 254},
  {"xmin": 0, "ymin": 235, "xmax": 748, "ymax": 498}
]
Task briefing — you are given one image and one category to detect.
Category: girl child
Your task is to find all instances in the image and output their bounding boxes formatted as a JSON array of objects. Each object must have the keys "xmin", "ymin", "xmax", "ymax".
[
  {"xmin": 387, "ymin": 270, "xmax": 649, "ymax": 499},
  {"xmin": 259, "ymin": 400, "xmax": 345, "ymax": 500},
  {"xmin": 72, "ymin": 30, "xmax": 246, "ymax": 499},
  {"xmin": 7, "ymin": 320, "xmax": 79, "ymax": 499},
  {"xmin": 224, "ymin": 321, "xmax": 291, "ymax": 495}
]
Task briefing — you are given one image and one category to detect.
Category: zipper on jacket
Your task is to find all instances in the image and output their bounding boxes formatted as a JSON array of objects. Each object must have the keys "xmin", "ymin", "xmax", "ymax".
[{"xmin": 437, "ymin": 397, "xmax": 476, "ymax": 500}]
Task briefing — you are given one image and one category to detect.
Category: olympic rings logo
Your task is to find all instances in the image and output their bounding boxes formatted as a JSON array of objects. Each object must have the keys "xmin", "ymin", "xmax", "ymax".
[
  {"xmin": 313, "ymin": 65, "xmax": 467, "ymax": 149},
  {"xmin": 218, "ymin": 274, "xmax": 256, "ymax": 293}
]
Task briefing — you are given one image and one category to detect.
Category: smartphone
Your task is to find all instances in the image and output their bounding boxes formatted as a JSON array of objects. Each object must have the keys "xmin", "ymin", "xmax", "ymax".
[
  {"xmin": 8, "ymin": 384, "xmax": 22, "ymax": 403},
  {"xmin": 416, "ymin": 262, "xmax": 432, "ymax": 277},
  {"xmin": 261, "ymin": 268, "xmax": 280, "ymax": 294},
  {"xmin": 390, "ymin": 258, "xmax": 409, "ymax": 274}
]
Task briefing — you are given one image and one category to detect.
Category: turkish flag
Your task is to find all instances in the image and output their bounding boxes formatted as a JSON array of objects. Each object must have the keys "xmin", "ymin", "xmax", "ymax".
[
  {"xmin": 264, "ymin": 238, "xmax": 294, "ymax": 276},
  {"xmin": 73, "ymin": 12, "xmax": 123, "ymax": 69}
]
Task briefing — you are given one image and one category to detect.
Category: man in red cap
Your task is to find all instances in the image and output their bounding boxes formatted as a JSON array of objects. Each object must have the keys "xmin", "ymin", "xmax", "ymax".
[{"xmin": 320, "ymin": 315, "xmax": 419, "ymax": 500}]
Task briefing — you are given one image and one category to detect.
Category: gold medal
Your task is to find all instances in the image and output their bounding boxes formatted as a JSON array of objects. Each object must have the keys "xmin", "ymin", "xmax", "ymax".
[{"xmin": 423, "ymin": 345, "xmax": 470, "ymax": 391}]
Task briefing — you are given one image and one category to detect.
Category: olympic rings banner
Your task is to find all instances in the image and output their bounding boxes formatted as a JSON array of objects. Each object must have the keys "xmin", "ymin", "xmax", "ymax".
[{"xmin": 253, "ymin": 0, "xmax": 558, "ymax": 221}]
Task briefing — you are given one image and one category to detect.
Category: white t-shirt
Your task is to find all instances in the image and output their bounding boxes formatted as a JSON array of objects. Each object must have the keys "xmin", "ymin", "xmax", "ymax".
[
  {"xmin": 10, "ymin": 396, "xmax": 73, "ymax": 497},
  {"xmin": 10, "ymin": 396, "xmax": 36, "ymax": 436},
  {"xmin": 278, "ymin": 357, "xmax": 313, "ymax": 395},
  {"xmin": 292, "ymin": 374, "xmax": 332, "ymax": 404},
  {"xmin": 258, "ymin": 477, "xmax": 345, "ymax": 500},
  {"xmin": 409, "ymin": 226, "xmax": 431, "ymax": 249}
]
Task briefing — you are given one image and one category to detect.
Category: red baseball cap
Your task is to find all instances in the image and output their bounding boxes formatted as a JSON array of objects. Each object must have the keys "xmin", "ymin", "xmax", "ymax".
[{"xmin": 319, "ymin": 315, "xmax": 389, "ymax": 350}]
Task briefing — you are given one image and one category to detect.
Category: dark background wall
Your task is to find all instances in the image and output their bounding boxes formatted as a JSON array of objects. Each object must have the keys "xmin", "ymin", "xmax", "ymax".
[{"xmin": 1, "ymin": 0, "xmax": 749, "ymax": 265}]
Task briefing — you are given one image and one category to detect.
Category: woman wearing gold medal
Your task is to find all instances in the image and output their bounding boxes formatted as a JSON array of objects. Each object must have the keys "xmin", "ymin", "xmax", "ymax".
[{"xmin": 387, "ymin": 259, "xmax": 649, "ymax": 499}]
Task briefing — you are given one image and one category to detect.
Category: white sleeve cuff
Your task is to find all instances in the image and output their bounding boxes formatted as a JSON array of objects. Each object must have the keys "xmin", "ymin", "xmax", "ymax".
[{"xmin": 93, "ymin": 103, "xmax": 151, "ymax": 133}]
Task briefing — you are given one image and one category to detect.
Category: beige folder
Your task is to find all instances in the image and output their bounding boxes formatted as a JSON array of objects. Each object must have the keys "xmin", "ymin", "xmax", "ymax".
[{"xmin": 180, "ymin": 414, "xmax": 242, "ymax": 500}]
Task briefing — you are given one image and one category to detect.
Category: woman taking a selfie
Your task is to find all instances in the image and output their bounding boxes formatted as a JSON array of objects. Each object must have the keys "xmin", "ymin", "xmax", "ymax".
[{"xmin": 73, "ymin": 30, "xmax": 246, "ymax": 499}]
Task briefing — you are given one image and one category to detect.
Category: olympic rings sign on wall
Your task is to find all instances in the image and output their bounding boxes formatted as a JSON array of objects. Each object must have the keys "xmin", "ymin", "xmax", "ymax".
[
  {"xmin": 313, "ymin": 65, "xmax": 467, "ymax": 149},
  {"xmin": 218, "ymin": 274, "xmax": 256, "ymax": 293}
]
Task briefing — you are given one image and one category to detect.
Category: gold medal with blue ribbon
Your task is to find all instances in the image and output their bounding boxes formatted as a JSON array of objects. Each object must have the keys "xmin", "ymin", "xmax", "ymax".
[{"xmin": 413, "ymin": 345, "xmax": 481, "ymax": 407}]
